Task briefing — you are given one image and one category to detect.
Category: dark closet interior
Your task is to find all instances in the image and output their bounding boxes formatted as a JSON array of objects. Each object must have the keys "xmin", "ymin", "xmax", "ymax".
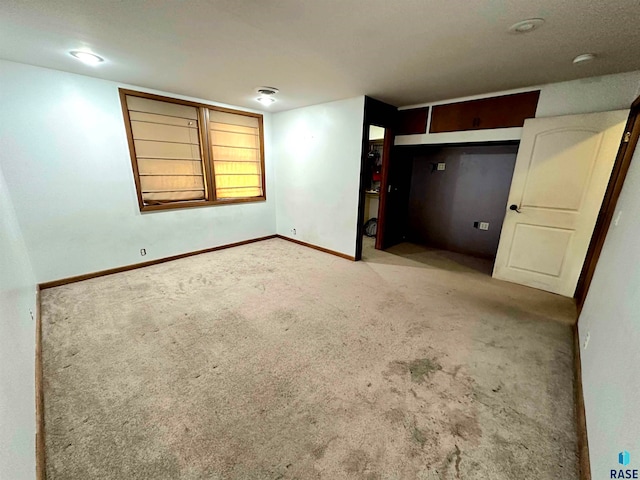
[{"xmin": 392, "ymin": 142, "xmax": 519, "ymax": 259}]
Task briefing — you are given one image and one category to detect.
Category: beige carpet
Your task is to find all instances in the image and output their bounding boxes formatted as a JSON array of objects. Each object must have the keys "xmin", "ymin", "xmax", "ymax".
[{"xmin": 42, "ymin": 237, "xmax": 578, "ymax": 479}]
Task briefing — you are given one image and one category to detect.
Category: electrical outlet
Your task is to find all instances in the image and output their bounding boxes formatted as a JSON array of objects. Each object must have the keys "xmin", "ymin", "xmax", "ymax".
[
  {"xmin": 291, "ymin": 228, "xmax": 296, "ymax": 235},
  {"xmin": 437, "ymin": 163, "xmax": 446, "ymax": 171},
  {"xmin": 140, "ymin": 248, "xmax": 146, "ymax": 256},
  {"xmin": 479, "ymin": 222, "xmax": 489, "ymax": 231},
  {"xmin": 584, "ymin": 331, "xmax": 590, "ymax": 350}
]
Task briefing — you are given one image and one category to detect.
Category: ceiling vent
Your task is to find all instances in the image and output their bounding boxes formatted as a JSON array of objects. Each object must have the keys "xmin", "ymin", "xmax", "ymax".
[{"xmin": 256, "ymin": 87, "xmax": 279, "ymax": 96}]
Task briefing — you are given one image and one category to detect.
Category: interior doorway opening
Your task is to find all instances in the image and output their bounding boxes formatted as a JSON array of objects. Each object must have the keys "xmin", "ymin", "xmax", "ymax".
[
  {"xmin": 362, "ymin": 125, "xmax": 385, "ymax": 245},
  {"xmin": 355, "ymin": 96, "xmax": 397, "ymax": 261}
]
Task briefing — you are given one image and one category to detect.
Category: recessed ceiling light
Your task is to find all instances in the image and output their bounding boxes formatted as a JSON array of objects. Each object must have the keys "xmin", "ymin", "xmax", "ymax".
[
  {"xmin": 255, "ymin": 86, "xmax": 279, "ymax": 106},
  {"xmin": 508, "ymin": 18, "xmax": 545, "ymax": 34},
  {"xmin": 69, "ymin": 50, "xmax": 104, "ymax": 65},
  {"xmin": 573, "ymin": 53, "xmax": 596, "ymax": 65},
  {"xmin": 256, "ymin": 96, "xmax": 276, "ymax": 106}
]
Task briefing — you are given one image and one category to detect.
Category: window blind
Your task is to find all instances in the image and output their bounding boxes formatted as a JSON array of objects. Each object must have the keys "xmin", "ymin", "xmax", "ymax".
[
  {"xmin": 126, "ymin": 96, "xmax": 207, "ymax": 204},
  {"xmin": 209, "ymin": 109, "xmax": 263, "ymax": 199},
  {"xmin": 121, "ymin": 89, "xmax": 267, "ymax": 211}
]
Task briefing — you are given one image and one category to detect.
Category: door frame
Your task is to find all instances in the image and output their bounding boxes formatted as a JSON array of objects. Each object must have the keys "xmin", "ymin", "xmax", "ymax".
[
  {"xmin": 375, "ymin": 127, "xmax": 395, "ymax": 250},
  {"xmin": 576, "ymin": 95, "xmax": 640, "ymax": 310},
  {"xmin": 355, "ymin": 97, "xmax": 397, "ymax": 261}
]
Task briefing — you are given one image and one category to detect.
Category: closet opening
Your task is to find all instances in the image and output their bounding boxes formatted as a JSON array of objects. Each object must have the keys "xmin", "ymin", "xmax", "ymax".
[
  {"xmin": 364, "ymin": 140, "xmax": 520, "ymax": 274},
  {"xmin": 405, "ymin": 142, "xmax": 519, "ymax": 265}
]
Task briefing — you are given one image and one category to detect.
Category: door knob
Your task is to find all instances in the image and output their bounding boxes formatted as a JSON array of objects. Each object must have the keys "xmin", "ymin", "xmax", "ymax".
[{"xmin": 509, "ymin": 204, "xmax": 521, "ymax": 213}]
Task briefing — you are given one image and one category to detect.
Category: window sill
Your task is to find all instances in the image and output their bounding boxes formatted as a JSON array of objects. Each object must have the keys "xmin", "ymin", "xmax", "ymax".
[{"xmin": 139, "ymin": 196, "xmax": 267, "ymax": 213}]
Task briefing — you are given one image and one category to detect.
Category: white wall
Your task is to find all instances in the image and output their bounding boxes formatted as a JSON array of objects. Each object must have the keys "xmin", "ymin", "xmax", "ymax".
[
  {"xmin": 273, "ymin": 96, "xmax": 365, "ymax": 257},
  {"xmin": 578, "ymin": 142, "xmax": 640, "ymax": 478},
  {"xmin": 396, "ymin": 70, "xmax": 640, "ymax": 145},
  {"xmin": 0, "ymin": 60, "xmax": 277, "ymax": 283},
  {"xmin": 0, "ymin": 167, "xmax": 36, "ymax": 480}
]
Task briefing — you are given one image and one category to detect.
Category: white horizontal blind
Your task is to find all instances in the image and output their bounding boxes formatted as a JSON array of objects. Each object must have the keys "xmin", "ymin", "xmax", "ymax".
[
  {"xmin": 126, "ymin": 96, "xmax": 207, "ymax": 204},
  {"xmin": 209, "ymin": 109, "xmax": 263, "ymax": 199}
]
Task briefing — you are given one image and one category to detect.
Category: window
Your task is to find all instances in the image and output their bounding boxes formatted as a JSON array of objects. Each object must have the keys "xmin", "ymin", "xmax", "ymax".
[
  {"xmin": 209, "ymin": 109, "xmax": 264, "ymax": 199},
  {"xmin": 120, "ymin": 89, "xmax": 265, "ymax": 211}
]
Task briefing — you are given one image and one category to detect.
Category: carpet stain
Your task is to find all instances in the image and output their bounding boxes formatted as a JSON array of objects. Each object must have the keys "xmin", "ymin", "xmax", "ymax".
[
  {"xmin": 412, "ymin": 426, "xmax": 427, "ymax": 447},
  {"xmin": 408, "ymin": 358, "xmax": 442, "ymax": 383},
  {"xmin": 343, "ymin": 449, "xmax": 369, "ymax": 474},
  {"xmin": 384, "ymin": 408, "xmax": 405, "ymax": 424},
  {"xmin": 342, "ymin": 449, "xmax": 379, "ymax": 479},
  {"xmin": 450, "ymin": 412, "xmax": 482, "ymax": 441},
  {"xmin": 312, "ymin": 443, "xmax": 328, "ymax": 460},
  {"xmin": 387, "ymin": 357, "xmax": 442, "ymax": 383}
]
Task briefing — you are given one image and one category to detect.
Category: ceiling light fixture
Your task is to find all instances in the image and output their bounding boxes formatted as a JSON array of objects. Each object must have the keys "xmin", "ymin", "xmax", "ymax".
[
  {"xmin": 69, "ymin": 50, "xmax": 104, "ymax": 65},
  {"xmin": 255, "ymin": 86, "xmax": 279, "ymax": 106},
  {"xmin": 508, "ymin": 18, "xmax": 545, "ymax": 34},
  {"xmin": 256, "ymin": 96, "xmax": 276, "ymax": 106},
  {"xmin": 573, "ymin": 53, "xmax": 596, "ymax": 65}
]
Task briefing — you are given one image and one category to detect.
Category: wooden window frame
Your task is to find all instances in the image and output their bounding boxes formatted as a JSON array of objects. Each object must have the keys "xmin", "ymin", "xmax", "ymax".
[{"xmin": 119, "ymin": 88, "xmax": 266, "ymax": 212}]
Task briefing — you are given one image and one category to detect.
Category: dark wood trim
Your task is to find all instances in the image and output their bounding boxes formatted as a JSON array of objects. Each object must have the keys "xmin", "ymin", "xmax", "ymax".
[
  {"xmin": 356, "ymin": 117, "xmax": 371, "ymax": 260},
  {"xmin": 257, "ymin": 113, "xmax": 267, "ymax": 201},
  {"xmin": 119, "ymin": 88, "xmax": 211, "ymax": 110},
  {"xmin": 374, "ymin": 126, "xmax": 394, "ymax": 250},
  {"xmin": 208, "ymin": 104, "xmax": 263, "ymax": 120},
  {"xmin": 119, "ymin": 89, "xmax": 146, "ymax": 211},
  {"xmin": 35, "ymin": 286, "xmax": 46, "ymax": 480},
  {"xmin": 574, "ymin": 326, "xmax": 591, "ymax": 480},
  {"xmin": 196, "ymin": 100, "xmax": 211, "ymax": 202},
  {"xmin": 355, "ymin": 96, "xmax": 398, "ymax": 260},
  {"xmin": 118, "ymin": 88, "xmax": 267, "ymax": 212},
  {"xmin": 199, "ymin": 106, "xmax": 215, "ymax": 201},
  {"xmin": 576, "ymin": 99, "xmax": 640, "ymax": 309},
  {"xmin": 276, "ymin": 235, "xmax": 355, "ymax": 261},
  {"xmin": 138, "ymin": 196, "xmax": 267, "ymax": 213},
  {"xmin": 356, "ymin": 126, "xmax": 370, "ymax": 259},
  {"xmin": 118, "ymin": 89, "xmax": 264, "ymax": 119},
  {"xmin": 429, "ymin": 90, "xmax": 540, "ymax": 133},
  {"xmin": 39, "ymin": 235, "xmax": 277, "ymax": 289},
  {"xmin": 396, "ymin": 107, "xmax": 429, "ymax": 135}
]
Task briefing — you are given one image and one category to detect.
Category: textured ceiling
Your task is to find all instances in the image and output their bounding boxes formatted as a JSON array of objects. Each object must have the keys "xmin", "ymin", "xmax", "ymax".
[{"xmin": 1, "ymin": 0, "xmax": 639, "ymax": 112}]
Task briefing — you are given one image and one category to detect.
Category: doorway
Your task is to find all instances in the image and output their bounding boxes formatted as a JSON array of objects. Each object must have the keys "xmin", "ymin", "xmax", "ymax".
[
  {"xmin": 355, "ymin": 96, "xmax": 397, "ymax": 261},
  {"xmin": 361, "ymin": 125, "xmax": 384, "ymax": 252}
]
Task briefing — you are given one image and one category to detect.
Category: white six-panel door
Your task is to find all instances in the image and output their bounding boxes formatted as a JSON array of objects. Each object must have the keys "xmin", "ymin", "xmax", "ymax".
[{"xmin": 493, "ymin": 110, "xmax": 627, "ymax": 297}]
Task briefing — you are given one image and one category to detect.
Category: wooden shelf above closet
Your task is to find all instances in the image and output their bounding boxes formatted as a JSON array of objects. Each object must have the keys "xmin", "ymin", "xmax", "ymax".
[
  {"xmin": 429, "ymin": 91, "xmax": 540, "ymax": 133},
  {"xmin": 397, "ymin": 107, "xmax": 430, "ymax": 135}
]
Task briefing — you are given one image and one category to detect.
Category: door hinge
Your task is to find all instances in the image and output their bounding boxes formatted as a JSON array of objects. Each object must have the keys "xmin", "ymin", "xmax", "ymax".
[{"xmin": 623, "ymin": 131, "xmax": 631, "ymax": 143}]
